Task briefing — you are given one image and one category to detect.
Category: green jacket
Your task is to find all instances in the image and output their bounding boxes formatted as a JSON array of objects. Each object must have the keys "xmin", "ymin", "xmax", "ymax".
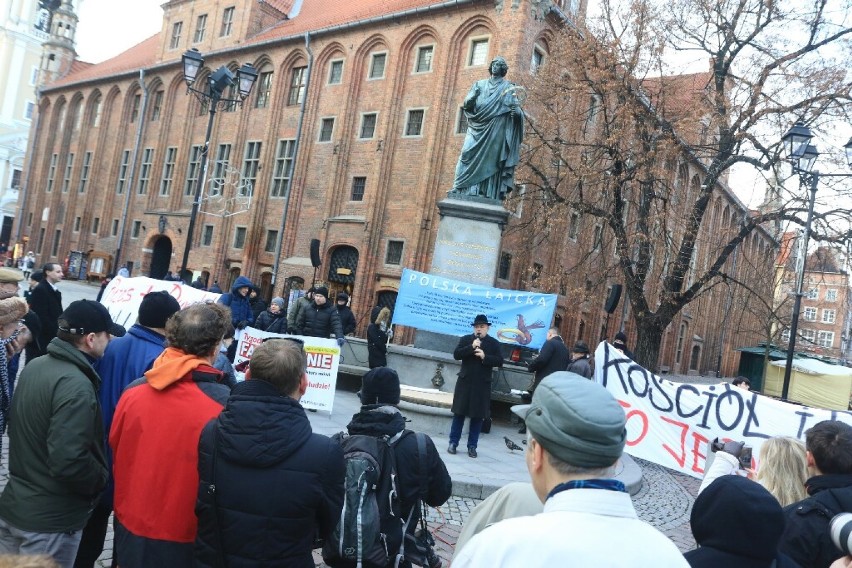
[{"xmin": 0, "ymin": 338, "xmax": 108, "ymax": 532}]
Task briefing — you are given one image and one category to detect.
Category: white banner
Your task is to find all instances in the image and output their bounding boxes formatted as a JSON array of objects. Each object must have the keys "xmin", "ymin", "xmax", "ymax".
[
  {"xmin": 99, "ymin": 276, "xmax": 221, "ymax": 329},
  {"xmin": 594, "ymin": 342, "xmax": 852, "ymax": 478},
  {"xmin": 234, "ymin": 326, "xmax": 340, "ymax": 413}
]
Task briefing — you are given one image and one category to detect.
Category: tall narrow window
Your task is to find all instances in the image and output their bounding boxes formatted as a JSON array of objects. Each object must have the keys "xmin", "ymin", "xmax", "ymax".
[
  {"xmin": 46, "ymin": 153, "xmax": 58, "ymax": 193},
  {"xmin": 210, "ymin": 144, "xmax": 232, "ymax": 196},
  {"xmin": 233, "ymin": 227, "xmax": 247, "ymax": 249},
  {"xmin": 328, "ymin": 60, "xmax": 344, "ymax": 84},
  {"xmin": 185, "ymin": 145, "xmax": 202, "ymax": 195},
  {"xmin": 255, "ymin": 71, "xmax": 272, "ymax": 108},
  {"xmin": 271, "ymin": 139, "xmax": 295, "ymax": 197},
  {"xmin": 288, "ymin": 66, "xmax": 307, "ymax": 105},
  {"xmin": 318, "ymin": 118, "xmax": 335, "ymax": 142},
  {"xmin": 202, "ymin": 224, "xmax": 214, "ymax": 246},
  {"xmin": 91, "ymin": 96, "xmax": 102, "ymax": 127},
  {"xmin": 241, "ymin": 141, "xmax": 262, "ymax": 196},
  {"xmin": 468, "ymin": 38, "xmax": 489, "ymax": 66},
  {"xmin": 132, "ymin": 220, "xmax": 141, "ymax": 238},
  {"xmin": 61, "ymin": 153, "xmax": 74, "ymax": 193},
  {"xmin": 568, "ymin": 212, "xmax": 580, "ymax": 240},
  {"xmin": 351, "ymin": 177, "xmax": 366, "ymax": 201},
  {"xmin": 91, "ymin": 217, "xmax": 100, "ymax": 234},
  {"xmin": 160, "ymin": 147, "xmax": 177, "ymax": 196},
  {"xmin": 130, "ymin": 94, "xmax": 141, "ymax": 122},
  {"xmin": 51, "ymin": 229, "xmax": 61, "ymax": 257},
  {"xmin": 264, "ymin": 230, "xmax": 278, "ymax": 253},
  {"xmin": 116, "ymin": 150, "xmax": 130, "ymax": 194},
  {"xmin": 194, "ymin": 14, "xmax": 207, "ymax": 43},
  {"xmin": 531, "ymin": 47, "xmax": 544, "ymax": 73},
  {"xmin": 359, "ymin": 113, "xmax": 377, "ymax": 139},
  {"xmin": 73, "ymin": 217, "xmax": 81, "ymax": 232},
  {"xmin": 498, "ymin": 252, "xmax": 512, "ymax": 279},
  {"xmin": 170, "ymin": 21, "xmax": 183, "ymax": 49},
  {"xmin": 415, "ymin": 46, "xmax": 433, "ymax": 73},
  {"xmin": 78, "ymin": 151, "xmax": 92, "ymax": 193},
  {"xmin": 220, "ymin": 7, "xmax": 234, "ymax": 37},
  {"xmin": 150, "ymin": 90, "xmax": 164, "ymax": 121},
  {"xmin": 404, "ymin": 109, "xmax": 424, "ymax": 136},
  {"xmin": 456, "ymin": 106, "xmax": 468, "ymax": 134},
  {"xmin": 111, "ymin": 219, "xmax": 119, "ymax": 236},
  {"xmin": 385, "ymin": 240, "xmax": 404, "ymax": 265},
  {"xmin": 369, "ymin": 53, "xmax": 387, "ymax": 79},
  {"xmin": 137, "ymin": 148, "xmax": 154, "ymax": 195}
]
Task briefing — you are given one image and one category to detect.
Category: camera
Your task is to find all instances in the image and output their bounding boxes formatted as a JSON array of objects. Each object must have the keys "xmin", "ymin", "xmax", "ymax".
[
  {"xmin": 404, "ymin": 527, "xmax": 442, "ymax": 568},
  {"xmin": 830, "ymin": 512, "xmax": 852, "ymax": 556}
]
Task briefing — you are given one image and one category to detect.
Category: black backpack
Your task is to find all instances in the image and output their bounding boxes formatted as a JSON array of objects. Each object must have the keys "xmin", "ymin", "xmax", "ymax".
[{"xmin": 323, "ymin": 430, "xmax": 415, "ymax": 568}]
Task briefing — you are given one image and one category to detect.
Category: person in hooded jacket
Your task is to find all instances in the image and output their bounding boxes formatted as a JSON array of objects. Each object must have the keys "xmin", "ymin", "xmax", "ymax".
[
  {"xmin": 248, "ymin": 287, "xmax": 267, "ymax": 323},
  {"xmin": 340, "ymin": 367, "xmax": 452, "ymax": 567},
  {"xmin": 366, "ymin": 306, "xmax": 391, "ymax": 369},
  {"xmin": 336, "ymin": 292, "xmax": 357, "ymax": 335},
  {"xmin": 685, "ymin": 475, "xmax": 801, "ymax": 568},
  {"xmin": 110, "ymin": 303, "xmax": 231, "ymax": 568},
  {"xmin": 255, "ymin": 297, "xmax": 288, "ymax": 335},
  {"xmin": 217, "ymin": 275, "xmax": 255, "ymax": 362},
  {"xmin": 195, "ymin": 339, "xmax": 345, "ymax": 568}
]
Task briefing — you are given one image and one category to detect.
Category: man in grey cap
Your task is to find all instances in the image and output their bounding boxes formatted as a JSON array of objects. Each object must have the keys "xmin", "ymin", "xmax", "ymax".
[{"xmin": 453, "ymin": 372, "xmax": 688, "ymax": 567}]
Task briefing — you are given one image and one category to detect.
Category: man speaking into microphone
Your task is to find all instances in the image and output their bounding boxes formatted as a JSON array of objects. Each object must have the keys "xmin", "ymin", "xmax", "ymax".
[{"xmin": 449, "ymin": 314, "xmax": 503, "ymax": 458}]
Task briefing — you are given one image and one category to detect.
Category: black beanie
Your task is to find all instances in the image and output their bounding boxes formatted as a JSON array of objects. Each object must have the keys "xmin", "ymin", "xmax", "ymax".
[
  {"xmin": 361, "ymin": 367, "xmax": 401, "ymax": 405},
  {"xmin": 314, "ymin": 286, "xmax": 329, "ymax": 299},
  {"xmin": 138, "ymin": 291, "xmax": 181, "ymax": 328}
]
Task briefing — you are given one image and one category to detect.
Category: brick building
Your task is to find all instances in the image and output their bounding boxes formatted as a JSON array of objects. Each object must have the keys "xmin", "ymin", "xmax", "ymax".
[{"xmin": 18, "ymin": 0, "xmax": 775, "ymax": 373}]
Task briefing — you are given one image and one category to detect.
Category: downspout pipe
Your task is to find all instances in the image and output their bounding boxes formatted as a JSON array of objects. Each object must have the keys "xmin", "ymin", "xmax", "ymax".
[
  {"xmin": 271, "ymin": 32, "xmax": 312, "ymax": 291},
  {"xmin": 114, "ymin": 69, "xmax": 148, "ymax": 273}
]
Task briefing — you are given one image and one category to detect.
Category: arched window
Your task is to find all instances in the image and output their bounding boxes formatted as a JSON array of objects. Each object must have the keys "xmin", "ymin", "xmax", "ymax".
[{"xmin": 675, "ymin": 322, "xmax": 687, "ymax": 364}]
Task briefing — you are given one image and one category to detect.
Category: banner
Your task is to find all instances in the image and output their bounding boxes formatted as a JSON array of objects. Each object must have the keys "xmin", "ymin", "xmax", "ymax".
[
  {"xmin": 100, "ymin": 276, "xmax": 221, "ymax": 330},
  {"xmin": 594, "ymin": 342, "xmax": 852, "ymax": 478},
  {"xmin": 392, "ymin": 268, "xmax": 557, "ymax": 349},
  {"xmin": 234, "ymin": 326, "xmax": 340, "ymax": 413}
]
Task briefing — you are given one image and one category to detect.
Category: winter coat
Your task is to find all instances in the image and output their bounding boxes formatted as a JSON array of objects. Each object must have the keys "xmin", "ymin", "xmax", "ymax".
[
  {"xmin": 95, "ymin": 324, "xmax": 169, "ymax": 508},
  {"xmin": 29, "ymin": 279, "xmax": 62, "ymax": 348},
  {"xmin": 213, "ymin": 352, "xmax": 237, "ymax": 389},
  {"xmin": 295, "ymin": 301, "xmax": 343, "ymax": 339},
  {"xmin": 249, "ymin": 295, "xmax": 267, "ymax": 322},
  {"xmin": 217, "ymin": 276, "xmax": 255, "ymax": 328},
  {"xmin": 0, "ymin": 338, "xmax": 108, "ymax": 532},
  {"xmin": 345, "ymin": 405, "xmax": 452, "ymax": 554},
  {"xmin": 255, "ymin": 309, "xmax": 288, "ymax": 334},
  {"xmin": 337, "ymin": 304, "xmax": 357, "ymax": 335},
  {"xmin": 367, "ymin": 306, "xmax": 389, "ymax": 368},
  {"xmin": 287, "ymin": 295, "xmax": 311, "ymax": 330},
  {"xmin": 110, "ymin": 348, "xmax": 230, "ymax": 568},
  {"xmin": 566, "ymin": 354, "xmax": 593, "ymax": 379},
  {"xmin": 527, "ymin": 335, "xmax": 571, "ymax": 387},
  {"xmin": 686, "ymin": 475, "xmax": 801, "ymax": 568},
  {"xmin": 779, "ymin": 474, "xmax": 852, "ymax": 568},
  {"xmin": 194, "ymin": 380, "xmax": 345, "ymax": 568},
  {"xmin": 451, "ymin": 333, "xmax": 503, "ymax": 419}
]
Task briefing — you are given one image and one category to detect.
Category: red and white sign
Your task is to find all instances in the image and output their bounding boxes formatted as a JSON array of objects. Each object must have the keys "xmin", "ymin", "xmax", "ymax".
[{"xmin": 100, "ymin": 276, "xmax": 221, "ymax": 330}]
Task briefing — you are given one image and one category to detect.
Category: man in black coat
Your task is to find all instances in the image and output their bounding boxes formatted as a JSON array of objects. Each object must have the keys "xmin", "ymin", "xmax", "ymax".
[
  {"xmin": 29, "ymin": 263, "xmax": 64, "ymax": 355},
  {"xmin": 449, "ymin": 314, "xmax": 503, "ymax": 458},
  {"xmin": 336, "ymin": 292, "xmax": 357, "ymax": 335},
  {"xmin": 195, "ymin": 338, "xmax": 345, "ymax": 568},
  {"xmin": 566, "ymin": 340, "xmax": 593, "ymax": 379},
  {"xmin": 779, "ymin": 420, "xmax": 852, "ymax": 568},
  {"xmin": 294, "ymin": 286, "xmax": 344, "ymax": 346},
  {"xmin": 344, "ymin": 367, "xmax": 452, "ymax": 566},
  {"xmin": 520, "ymin": 326, "xmax": 570, "ymax": 433}
]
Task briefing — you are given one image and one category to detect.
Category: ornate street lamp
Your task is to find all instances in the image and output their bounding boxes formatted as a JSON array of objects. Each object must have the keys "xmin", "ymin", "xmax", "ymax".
[
  {"xmin": 780, "ymin": 122, "xmax": 852, "ymax": 401},
  {"xmin": 179, "ymin": 49, "xmax": 258, "ymax": 282}
]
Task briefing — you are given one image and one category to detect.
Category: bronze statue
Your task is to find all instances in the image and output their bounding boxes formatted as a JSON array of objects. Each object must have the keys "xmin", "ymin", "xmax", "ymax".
[{"xmin": 451, "ymin": 56, "xmax": 524, "ymax": 201}]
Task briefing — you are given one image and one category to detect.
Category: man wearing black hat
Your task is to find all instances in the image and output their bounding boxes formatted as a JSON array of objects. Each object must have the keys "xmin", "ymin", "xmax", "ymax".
[
  {"xmin": 449, "ymin": 314, "xmax": 503, "ymax": 458},
  {"xmin": 566, "ymin": 340, "xmax": 593, "ymax": 379},
  {"xmin": 74, "ymin": 291, "xmax": 182, "ymax": 568},
  {"xmin": 335, "ymin": 292, "xmax": 357, "ymax": 335},
  {"xmin": 0, "ymin": 300, "xmax": 125, "ymax": 566},
  {"xmin": 612, "ymin": 331, "xmax": 634, "ymax": 359},
  {"xmin": 453, "ymin": 372, "xmax": 687, "ymax": 566}
]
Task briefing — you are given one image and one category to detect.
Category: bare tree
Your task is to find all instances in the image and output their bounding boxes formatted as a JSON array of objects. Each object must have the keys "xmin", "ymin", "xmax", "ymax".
[{"xmin": 513, "ymin": 0, "xmax": 852, "ymax": 369}]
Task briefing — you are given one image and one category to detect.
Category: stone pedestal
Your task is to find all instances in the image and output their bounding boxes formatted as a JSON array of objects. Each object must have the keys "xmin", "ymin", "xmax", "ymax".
[{"xmin": 414, "ymin": 196, "xmax": 510, "ymax": 353}]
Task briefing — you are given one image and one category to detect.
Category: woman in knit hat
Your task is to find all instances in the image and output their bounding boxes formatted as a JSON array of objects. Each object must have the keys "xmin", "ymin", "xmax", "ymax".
[{"xmin": 254, "ymin": 297, "xmax": 288, "ymax": 335}]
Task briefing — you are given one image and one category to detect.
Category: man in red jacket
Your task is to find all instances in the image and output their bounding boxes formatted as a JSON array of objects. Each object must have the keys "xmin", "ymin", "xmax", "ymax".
[{"xmin": 110, "ymin": 302, "xmax": 231, "ymax": 567}]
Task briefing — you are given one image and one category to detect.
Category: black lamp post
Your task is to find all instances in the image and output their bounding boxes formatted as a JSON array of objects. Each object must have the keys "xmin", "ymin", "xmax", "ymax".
[
  {"xmin": 179, "ymin": 48, "xmax": 258, "ymax": 283},
  {"xmin": 779, "ymin": 121, "xmax": 852, "ymax": 401}
]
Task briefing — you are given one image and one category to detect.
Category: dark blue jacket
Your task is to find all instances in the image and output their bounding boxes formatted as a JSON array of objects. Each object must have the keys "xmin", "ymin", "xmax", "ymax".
[
  {"xmin": 195, "ymin": 380, "xmax": 345, "ymax": 568},
  {"xmin": 95, "ymin": 324, "xmax": 167, "ymax": 507},
  {"xmin": 217, "ymin": 276, "xmax": 255, "ymax": 327}
]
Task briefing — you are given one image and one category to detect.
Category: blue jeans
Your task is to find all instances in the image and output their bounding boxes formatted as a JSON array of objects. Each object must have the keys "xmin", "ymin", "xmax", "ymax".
[
  {"xmin": 449, "ymin": 414, "xmax": 484, "ymax": 449},
  {"xmin": 0, "ymin": 516, "xmax": 82, "ymax": 568}
]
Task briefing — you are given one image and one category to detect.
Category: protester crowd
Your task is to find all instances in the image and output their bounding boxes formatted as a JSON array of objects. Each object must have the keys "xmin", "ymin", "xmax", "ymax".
[{"xmin": 0, "ymin": 266, "xmax": 847, "ymax": 568}]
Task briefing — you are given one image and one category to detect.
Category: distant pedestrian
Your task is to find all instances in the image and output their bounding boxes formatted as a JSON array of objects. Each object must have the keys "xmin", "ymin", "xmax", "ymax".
[
  {"xmin": 209, "ymin": 280, "xmax": 222, "ymax": 294},
  {"xmin": 254, "ymin": 297, "xmax": 288, "ymax": 334},
  {"xmin": 566, "ymin": 340, "xmax": 593, "ymax": 379},
  {"xmin": 248, "ymin": 287, "xmax": 267, "ymax": 322},
  {"xmin": 287, "ymin": 287, "xmax": 314, "ymax": 331},
  {"xmin": 294, "ymin": 286, "xmax": 344, "ymax": 345},
  {"xmin": 366, "ymin": 306, "xmax": 391, "ymax": 368},
  {"xmin": 448, "ymin": 314, "xmax": 503, "ymax": 459},
  {"xmin": 521, "ymin": 326, "xmax": 570, "ymax": 433},
  {"xmin": 195, "ymin": 339, "xmax": 345, "ymax": 567},
  {"xmin": 217, "ymin": 276, "xmax": 255, "ymax": 361},
  {"xmin": 29, "ymin": 263, "xmax": 64, "ymax": 357},
  {"xmin": 0, "ymin": 300, "xmax": 125, "ymax": 567},
  {"xmin": 213, "ymin": 323, "xmax": 237, "ymax": 389},
  {"xmin": 22, "ymin": 252, "xmax": 35, "ymax": 279},
  {"xmin": 110, "ymin": 302, "xmax": 231, "ymax": 568},
  {"xmin": 335, "ymin": 292, "xmax": 356, "ymax": 335},
  {"xmin": 612, "ymin": 331, "xmax": 634, "ymax": 359},
  {"xmin": 117, "ymin": 264, "xmax": 130, "ymax": 278},
  {"xmin": 95, "ymin": 273, "xmax": 114, "ymax": 303}
]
